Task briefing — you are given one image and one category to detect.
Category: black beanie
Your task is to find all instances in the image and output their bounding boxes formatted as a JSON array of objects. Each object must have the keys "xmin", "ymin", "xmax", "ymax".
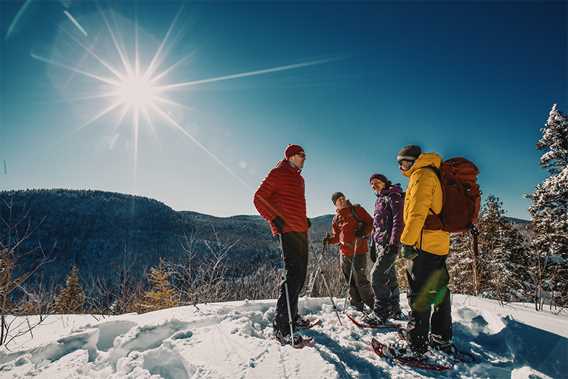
[
  {"xmin": 331, "ymin": 192, "xmax": 345, "ymax": 205},
  {"xmin": 397, "ymin": 145, "xmax": 422, "ymax": 162}
]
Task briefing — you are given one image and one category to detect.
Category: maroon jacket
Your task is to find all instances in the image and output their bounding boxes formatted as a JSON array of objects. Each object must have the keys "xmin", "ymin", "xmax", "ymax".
[
  {"xmin": 328, "ymin": 202, "xmax": 373, "ymax": 256},
  {"xmin": 253, "ymin": 159, "xmax": 308, "ymax": 236}
]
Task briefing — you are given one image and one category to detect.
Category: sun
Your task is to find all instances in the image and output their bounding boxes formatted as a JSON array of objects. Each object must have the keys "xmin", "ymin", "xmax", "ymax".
[
  {"xmin": 29, "ymin": 6, "xmax": 335, "ymax": 188},
  {"xmin": 116, "ymin": 73, "xmax": 158, "ymax": 109}
]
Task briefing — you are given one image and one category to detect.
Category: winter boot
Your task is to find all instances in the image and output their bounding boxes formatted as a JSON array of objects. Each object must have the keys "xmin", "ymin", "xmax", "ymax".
[
  {"xmin": 398, "ymin": 328, "xmax": 428, "ymax": 355},
  {"xmin": 274, "ymin": 329, "xmax": 310, "ymax": 347},
  {"xmin": 294, "ymin": 315, "xmax": 312, "ymax": 329},
  {"xmin": 362, "ymin": 312, "xmax": 387, "ymax": 326},
  {"xmin": 429, "ymin": 334, "xmax": 456, "ymax": 355},
  {"xmin": 389, "ymin": 309, "xmax": 409, "ymax": 321}
]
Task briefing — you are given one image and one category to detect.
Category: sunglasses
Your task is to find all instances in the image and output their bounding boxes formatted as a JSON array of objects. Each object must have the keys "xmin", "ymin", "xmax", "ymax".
[
  {"xmin": 398, "ymin": 159, "xmax": 414, "ymax": 167},
  {"xmin": 296, "ymin": 152, "xmax": 306, "ymax": 158}
]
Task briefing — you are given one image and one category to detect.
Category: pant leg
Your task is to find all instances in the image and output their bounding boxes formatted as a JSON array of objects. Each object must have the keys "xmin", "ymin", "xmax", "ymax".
[
  {"xmin": 275, "ymin": 232, "xmax": 308, "ymax": 334},
  {"xmin": 351, "ymin": 253, "xmax": 374, "ymax": 309},
  {"xmin": 341, "ymin": 254, "xmax": 362, "ymax": 307},
  {"xmin": 371, "ymin": 247, "xmax": 398, "ymax": 318},
  {"xmin": 430, "ymin": 260, "xmax": 452, "ymax": 342},
  {"xmin": 405, "ymin": 251, "xmax": 446, "ymax": 353},
  {"xmin": 290, "ymin": 233, "xmax": 308, "ymax": 319},
  {"xmin": 387, "ymin": 250, "xmax": 401, "ymax": 315}
]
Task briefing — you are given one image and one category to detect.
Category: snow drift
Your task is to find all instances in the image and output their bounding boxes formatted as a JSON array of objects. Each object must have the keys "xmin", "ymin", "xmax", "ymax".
[{"xmin": 0, "ymin": 294, "xmax": 566, "ymax": 378}]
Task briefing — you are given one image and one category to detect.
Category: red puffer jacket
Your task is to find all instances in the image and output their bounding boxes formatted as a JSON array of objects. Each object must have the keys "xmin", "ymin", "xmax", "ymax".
[
  {"xmin": 253, "ymin": 160, "xmax": 308, "ymax": 236},
  {"xmin": 328, "ymin": 203, "xmax": 373, "ymax": 256}
]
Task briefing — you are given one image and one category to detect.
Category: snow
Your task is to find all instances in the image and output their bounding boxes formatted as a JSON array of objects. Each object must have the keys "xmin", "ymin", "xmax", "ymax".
[{"xmin": 1, "ymin": 294, "xmax": 567, "ymax": 379}]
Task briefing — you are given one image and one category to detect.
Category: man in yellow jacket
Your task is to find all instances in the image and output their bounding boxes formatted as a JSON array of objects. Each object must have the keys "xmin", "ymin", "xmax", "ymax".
[{"xmin": 397, "ymin": 145, "xmax": 452, "ymax": 357}]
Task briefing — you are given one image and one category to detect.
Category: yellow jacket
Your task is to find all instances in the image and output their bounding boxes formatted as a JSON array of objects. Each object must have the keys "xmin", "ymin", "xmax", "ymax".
[{"xmin": 400, "ymin": 152, "xmax": 450, "ymax": 255}]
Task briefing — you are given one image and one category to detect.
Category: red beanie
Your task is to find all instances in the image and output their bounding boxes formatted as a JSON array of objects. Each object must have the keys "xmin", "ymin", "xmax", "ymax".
[{"xmin": 284, "ymin": 144, "xmax": 304, "ymax": 159}]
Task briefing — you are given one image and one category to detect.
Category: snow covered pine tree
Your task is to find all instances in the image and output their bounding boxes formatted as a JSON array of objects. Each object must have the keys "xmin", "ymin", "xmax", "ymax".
[
  {"xmin": 528, "ymin": 104, "xmax": 568, "ymax": 310},
  {"xmin": 477, "ymin": 195, "xmax": 531, "ymax": 302}
]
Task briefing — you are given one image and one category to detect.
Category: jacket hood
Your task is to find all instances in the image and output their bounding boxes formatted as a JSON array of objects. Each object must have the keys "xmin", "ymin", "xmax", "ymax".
[
  {"xmin": 378, "ymin": 183, "xmax": 403, "ymax": 197},
  {"xmin": 403, "ymin": 152, "xmax": 442, "ymax": 177}
]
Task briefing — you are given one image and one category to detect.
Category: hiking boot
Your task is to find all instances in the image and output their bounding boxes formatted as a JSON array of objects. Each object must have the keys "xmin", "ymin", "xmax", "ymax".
[
  {"xmin": 397, "ymin": 328, "xmax": 428, "ymax": 355},
  {"xmin": 294, "ymin": 315, "xmax": 312, "ymax": 329},
  {"xmin": 429, "ymin": 334, "xmax": 455, "ymax": 355},
  {"xmin": 362, "ymin": 312, "xmax": 387, "ymax": 326},
  {"xmin": 385, "ymin": 340, "xmax": 425, "ymax": 359},
  {"xmin": 389, "ymin": 310, "xmax": 409, "ymax": 321},
  {"xmin": 274, "ymin": 330, "xmax": 308, "ymax": 346}
]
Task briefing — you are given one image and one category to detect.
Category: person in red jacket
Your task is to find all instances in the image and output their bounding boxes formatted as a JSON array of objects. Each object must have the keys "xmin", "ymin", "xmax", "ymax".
[
  {"xmin": 324, "ymin": 192, "xmax": 374, "ymax": 312},
  {"xmin": 253, "ymin": 144, "xmax": 311, "ymax": 345}
]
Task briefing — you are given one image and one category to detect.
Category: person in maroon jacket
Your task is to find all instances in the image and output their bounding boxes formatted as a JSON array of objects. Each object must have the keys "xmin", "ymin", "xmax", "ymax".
[
  {"xmin": 324, "ymin": 192, "xmax": 374, "ymax": 312},
  {"xmin": 253, "ymin": 144, "xmax": 311, "ymax": 345}
]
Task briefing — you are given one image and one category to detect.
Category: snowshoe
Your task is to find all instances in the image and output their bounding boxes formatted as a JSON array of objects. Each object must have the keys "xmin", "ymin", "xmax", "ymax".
[
  {"xmin": 429, "ymin": 335, "xmax": 478, "ymax": 363},
  {"xmin": 346, "ymin": 313, "xmax": 401, "ymax": 329},
  {"xmin": 274, "ymin": 331, "xmax": 314, "ymax": 348},
  {"xmin": 295, "ymin": 317, "xmax": 322, "ymax": 329},
  {"xmin": 371, "ymin": 338, "xmax": 452, "ymax": 371},
  {"xmin": 294, "ymin": 316, "xmax": 321, "ymax": 329}
]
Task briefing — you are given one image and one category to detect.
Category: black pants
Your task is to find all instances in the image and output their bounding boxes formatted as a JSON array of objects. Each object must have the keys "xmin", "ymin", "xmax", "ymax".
[
  {"xmin": 370, "ymin": 246, "xmax": 401, "ymax": 319},
  {"xmin": 406, "ymin": 250, "xmax": 452, "ymax": 353},
  {"xmin": 340, "ymin": 253, "xmax": 374, "ymax": 309},
  {"xmin": 274, "ymin": 231, "xmax": 309, "ymax": 335}
]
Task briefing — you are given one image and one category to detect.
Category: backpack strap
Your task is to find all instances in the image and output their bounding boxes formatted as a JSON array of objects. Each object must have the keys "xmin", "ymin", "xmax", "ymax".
[
  {"xmin": 350, "ymin": 204, "xmax": 363, "ymax": 224},
  {"xmin": 421, "ymin": 166, "xmax": 444, "ymax": 230}
]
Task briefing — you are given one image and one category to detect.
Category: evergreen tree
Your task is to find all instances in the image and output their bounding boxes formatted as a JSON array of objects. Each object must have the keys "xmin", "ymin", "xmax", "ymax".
[
  {"xmin": 137, "ymin": 259, "xmax": 179, "ymax": 313},
  {"xmin": 54, "ymin": 265, "xmax": 85, "ymax": 314},
  {"xmin": 529, "ymin": 104, "xmax": 568, "ymax": 309},
  {"xmin": 489, "ymin": 224, "xmax": 531, "ymax": 302},
  {"xmin": 448, "ymin": 195, "xmax": 531, "ymax": 301},
  {"xmin": 477, "ymin": 195, "xmax": 509, "ymax": 297},
  {"xmin": 447, "ymin": 232, "xmax": 478, "ymax": 295},
  {"xmin": 478, "ymin": 195, "xmax": 531, "ymax": 301}
]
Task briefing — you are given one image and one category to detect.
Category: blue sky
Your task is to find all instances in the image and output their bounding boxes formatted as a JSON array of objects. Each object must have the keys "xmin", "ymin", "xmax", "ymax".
[{"xmin": 1, "ymin": 1, "xmax": 566, "ymax": 220}]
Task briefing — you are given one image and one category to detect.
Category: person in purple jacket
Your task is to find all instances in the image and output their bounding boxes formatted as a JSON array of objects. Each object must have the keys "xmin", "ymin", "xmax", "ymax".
[{"xmin": 364, "ymin": 173, "xmax": 405, "ymax": 324}]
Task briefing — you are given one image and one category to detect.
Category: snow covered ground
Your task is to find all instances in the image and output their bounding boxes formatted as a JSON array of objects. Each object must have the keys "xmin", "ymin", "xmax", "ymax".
[{"xmin": 0, "ymin": 294, "xmax": 566, "ymax": 379}]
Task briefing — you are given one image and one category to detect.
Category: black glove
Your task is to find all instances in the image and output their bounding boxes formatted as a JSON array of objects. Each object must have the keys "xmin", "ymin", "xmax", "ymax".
[
  {"xmin": 400, "ymin": 244, "xmax": 419, "ymax": 260},
  {"xmin": 307, "ymin": 218, "xmax": 311, "ymax": 228},
  {"xmin": 272, "ymin": 216, "xmax": 285, "ymax": 234},
  {"xmin": 354, "ymin": 222, "xmax": 365, "ymax": 238}
]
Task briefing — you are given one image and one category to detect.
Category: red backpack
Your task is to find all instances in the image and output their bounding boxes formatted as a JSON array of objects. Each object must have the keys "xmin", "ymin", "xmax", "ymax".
[{"xmin": 424, "ymin": 158, "xmax": 481, "ymax": 233}]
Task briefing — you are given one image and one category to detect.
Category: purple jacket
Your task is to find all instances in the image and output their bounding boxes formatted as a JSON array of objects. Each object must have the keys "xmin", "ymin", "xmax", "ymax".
[{"xmin": 372, "ymin": 184, "xmax": 404, "ymax": 248}]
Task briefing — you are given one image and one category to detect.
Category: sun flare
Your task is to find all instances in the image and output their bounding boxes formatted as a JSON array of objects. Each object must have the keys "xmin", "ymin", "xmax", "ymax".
[{"xmin": 30, "ymin": 6, "xmax": 334, "ymax": 188}]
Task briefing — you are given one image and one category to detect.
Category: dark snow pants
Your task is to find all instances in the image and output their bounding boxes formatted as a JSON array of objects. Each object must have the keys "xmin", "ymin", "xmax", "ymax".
[
  {"xmin": 274, "ymin": 231, "xmax": 309, "ymax": 336},
  {"xmin": 370, "ymin": 245, "xmax": 401, "ymax": 319},
  {"xmin": 406, "ymin": 249, "xmax": 452, "ymax": 353},
  {"xmin": 340, "ymin": 253, "xmax": 374, "ymax": 310}
]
